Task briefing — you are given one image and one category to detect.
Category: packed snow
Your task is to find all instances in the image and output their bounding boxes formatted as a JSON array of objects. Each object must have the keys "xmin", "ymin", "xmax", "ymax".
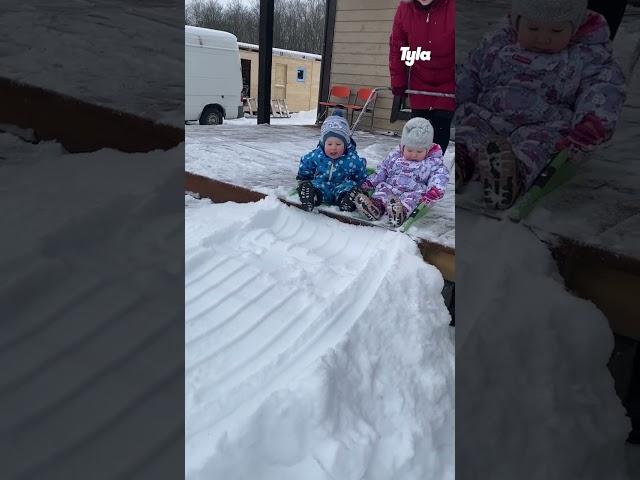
[
  {"xmin": 215, "ymin": 108, "xmax": 318, "ymax": 126},
  {"xmin": 0, "ymin": 1, "xmax": 184, "ymax": 127},
  {"xmin": 238, "ymin": 42, "xmax": 322, "ymax": 61},
  {"xmin": 185, "ymin": 195, "xmax": 455, "ymax": 480}
]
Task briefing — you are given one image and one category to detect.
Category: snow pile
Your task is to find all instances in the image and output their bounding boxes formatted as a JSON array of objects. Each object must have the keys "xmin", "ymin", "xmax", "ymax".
[
  {"xmin": 185, "ymin": 196, "xmax": 454, "ymax": 480},
  {"xmin": 229, "ymin": 108, "xmax": 319, "ymax": 126},
  {"xmin": 456, "ymin": 211, "xmax": 630, "ymax": 479},
  {"xmin": 0, "ymin": 129, "xmax": 185, "ymax": 477}
]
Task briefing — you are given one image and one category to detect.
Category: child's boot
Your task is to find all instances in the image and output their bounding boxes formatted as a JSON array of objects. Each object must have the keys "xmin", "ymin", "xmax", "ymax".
[
  {"xmin": 355, "ymin": 193, "xmax": 382, "ymax": 221},
  {"xmin": 478, "ymin": 138, "xmax": 521, "ymax": 210},
  {"xmin": 298, "ymin": 181, "xmax": 320, "ymax": 212},
  {"xmin": 455, "ymin": 144, "xmax": 476, "ymax": 191},
  {"xmin": 387, "ymin": 197, "xmax": 407, "ymax": 228},
  {"xmin": 337, "ymin": 188, "xmax": 359, "ymax": 212}
]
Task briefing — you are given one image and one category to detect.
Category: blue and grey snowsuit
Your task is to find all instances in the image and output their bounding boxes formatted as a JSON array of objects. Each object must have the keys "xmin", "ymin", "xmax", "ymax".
[{"xmin": 296, "ymin": 141, "xmax": 368, "ymax": 204}]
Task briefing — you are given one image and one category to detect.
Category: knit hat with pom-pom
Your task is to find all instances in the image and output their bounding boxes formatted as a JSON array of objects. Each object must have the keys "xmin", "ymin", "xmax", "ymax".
[{"xmin": 320, "ymin": 109, "xmax": 351, "ymax": 147}]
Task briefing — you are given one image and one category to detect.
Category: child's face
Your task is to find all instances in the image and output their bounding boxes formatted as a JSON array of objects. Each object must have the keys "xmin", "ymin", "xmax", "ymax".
[
  {"xmin": 324, "ymin": 138, "xmax": 345, "ymax": 159},
  {"xmin": 517, "ymin": 17, "xmax": 573, "ymax": 54},
  {"xmin": 403, "ymin": 146, "xmax": 428, "ymax": 161}
]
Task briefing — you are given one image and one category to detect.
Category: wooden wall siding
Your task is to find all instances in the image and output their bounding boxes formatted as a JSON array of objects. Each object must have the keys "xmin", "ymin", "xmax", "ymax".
[
  {"xmin": 329, "ymin": 1, "xmax": 402, "ymax": 133},
  {"xmin": 239, "ymin": 49, "xmax": 321, "ymax": 112},
  {"xmin": 310, "ymin": 61, "xmax": 322, "ymax": 111}
]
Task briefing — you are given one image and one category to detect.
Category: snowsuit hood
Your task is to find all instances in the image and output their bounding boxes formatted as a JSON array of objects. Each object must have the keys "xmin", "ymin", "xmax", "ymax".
[{"xmin": 570, "ymin": 10, "xmax": 612, "ymax": 45}]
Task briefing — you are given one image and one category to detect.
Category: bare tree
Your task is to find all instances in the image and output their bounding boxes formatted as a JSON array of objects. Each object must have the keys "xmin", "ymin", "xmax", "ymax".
[
  {"xmin": 185, "ymin": 0, "xmax": 224, "ymax": 29},
  {"xmin": 185, "ymin": 0, "xmax": 325, "ymax": 54}
]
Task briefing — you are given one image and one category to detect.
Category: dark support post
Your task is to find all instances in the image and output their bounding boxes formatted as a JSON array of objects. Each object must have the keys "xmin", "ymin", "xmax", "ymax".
[
  {"xmin": 317, "ymin": 0, "xmax": 337, "ymax": 124},
  {"xmin": 258, "ymin": 0, "xmax": 275, "ymax": 124}
]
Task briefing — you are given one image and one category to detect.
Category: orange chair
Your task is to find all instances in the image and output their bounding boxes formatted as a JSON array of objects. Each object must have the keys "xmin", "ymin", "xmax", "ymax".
[
  {"xmin": 318, "ymin": 85, "xmax": 352, "ymax": 119},
  {"xmin": 344, "ymin": 87, "xmax": 378, "ymax": 130}
]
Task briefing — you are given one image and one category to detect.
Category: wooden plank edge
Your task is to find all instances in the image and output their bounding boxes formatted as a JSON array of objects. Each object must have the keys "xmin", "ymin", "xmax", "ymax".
[
  {"xmin": 552, "ymin": 240, "xmax": 640, "ymax": 340},
  {"xmin": 0, "ymin": 76, "xmax": 183, "ymax": 153}
]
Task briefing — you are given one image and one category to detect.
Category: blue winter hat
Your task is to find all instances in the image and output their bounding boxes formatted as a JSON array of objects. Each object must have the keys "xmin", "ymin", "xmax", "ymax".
[{"xmin": 321, "ymin": 109, "xmax": 351, "ymax": 147}]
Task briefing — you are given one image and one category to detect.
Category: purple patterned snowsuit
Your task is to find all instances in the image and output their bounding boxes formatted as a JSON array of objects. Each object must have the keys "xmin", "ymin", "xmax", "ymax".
[
  {"xmin": 366, "ymin": 144, "xmax": 449, "ymax": 213},
  {"xmin": 455, "ymin": 11, "xmax": 626, "ymax": 189}
]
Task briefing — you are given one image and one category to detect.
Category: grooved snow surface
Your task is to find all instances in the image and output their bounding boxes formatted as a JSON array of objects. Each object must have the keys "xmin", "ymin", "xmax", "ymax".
[{"xmin": 185, "ymin": 195, "xmax": 454, "ymax": 480}]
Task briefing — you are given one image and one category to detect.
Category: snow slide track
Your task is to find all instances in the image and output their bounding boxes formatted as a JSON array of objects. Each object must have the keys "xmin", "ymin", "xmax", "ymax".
[{"xmin": 185, "ymin": 200, "xmax": 400, "ymax": 454}]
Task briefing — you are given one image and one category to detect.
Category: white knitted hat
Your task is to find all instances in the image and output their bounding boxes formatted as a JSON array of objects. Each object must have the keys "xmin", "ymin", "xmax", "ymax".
[
  {"xmin": 401, "ymin": 117, "xmax": 434, "ymax": 149},
  {"xmin": 511, "ymin": 0, "xmax": 588, "ymax": 32}
]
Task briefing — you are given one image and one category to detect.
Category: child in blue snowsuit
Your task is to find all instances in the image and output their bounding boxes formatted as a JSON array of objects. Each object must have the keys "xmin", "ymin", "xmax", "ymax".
[{"xmin": 296, "ymin": 110, "xmax": 368, "ymax": 212}]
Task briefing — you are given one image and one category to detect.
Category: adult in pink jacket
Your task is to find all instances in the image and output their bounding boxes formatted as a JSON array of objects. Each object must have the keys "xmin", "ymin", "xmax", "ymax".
[{"xmin": 389, "ymin": 0, "xmax": 455, "ymax": 153}]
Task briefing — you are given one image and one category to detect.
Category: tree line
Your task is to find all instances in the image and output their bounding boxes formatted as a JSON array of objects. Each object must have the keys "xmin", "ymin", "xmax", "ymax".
[{"xmin": 185, "ymin": 0, "xmax": 326, "ymax": 55}]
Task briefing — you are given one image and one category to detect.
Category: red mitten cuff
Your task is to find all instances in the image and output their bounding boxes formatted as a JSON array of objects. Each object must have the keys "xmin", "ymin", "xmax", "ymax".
[{"xmin": 421, "ymin": 186, "xmax": 444, "ymax": 203}]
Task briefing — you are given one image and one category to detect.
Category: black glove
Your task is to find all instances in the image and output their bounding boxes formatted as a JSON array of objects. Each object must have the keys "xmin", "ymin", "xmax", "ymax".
[{"xmin": 392, "ymin": 86, "xmax": 407, "ymax": 97}]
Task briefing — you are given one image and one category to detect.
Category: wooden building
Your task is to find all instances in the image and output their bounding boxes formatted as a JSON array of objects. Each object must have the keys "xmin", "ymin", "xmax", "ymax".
[
  {"xmin": 321, "ymin": 0, "xmax": 406, "ymax": 132},
  {"xmin": 238, "ymin": 42, "xmax": 322, "ymax": 113}
]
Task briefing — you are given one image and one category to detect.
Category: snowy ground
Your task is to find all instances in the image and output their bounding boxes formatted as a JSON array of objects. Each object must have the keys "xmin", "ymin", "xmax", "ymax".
[
  {"xmin": 0, "ymin": 1, "xmax": 183, "ymax": 127},
  {"xmin": 187, "ymin": 108, "xmax": 319, "ymax": 127},
  {"xmin": 0, "ymin": 128, "xmax": 184, "ymax": 477},
  {"xmin": 185, "ymin": 195, "xmax": 455, "ymax": 480},
  {"xmin": 456, "ymin": 213, "xmax": 639, "ymax": 480}
]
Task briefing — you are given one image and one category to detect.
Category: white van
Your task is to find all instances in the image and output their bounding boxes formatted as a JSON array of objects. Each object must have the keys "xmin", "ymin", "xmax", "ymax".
[{"xmin": 185, "ymin": 26, "xmax": 243, "ymax": 125}]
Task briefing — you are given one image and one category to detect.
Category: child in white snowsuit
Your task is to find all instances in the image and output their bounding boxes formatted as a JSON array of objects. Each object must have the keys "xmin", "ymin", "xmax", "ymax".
[
  {"xmin": 296, "ymin": 110, "xmax": 368, "ymax": 212},
  {"xmin": 355, "ymin": 117, "xmax": 449, "ymax": 228},
  {"xmin": 455, "ymin": 0, "xmax": 626, "ymax": 209}
]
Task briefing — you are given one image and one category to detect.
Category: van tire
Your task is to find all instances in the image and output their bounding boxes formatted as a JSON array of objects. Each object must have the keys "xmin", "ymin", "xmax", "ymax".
[{"xmin": 200, "ymin": 106, "xmax": 223, "ymax": 125}]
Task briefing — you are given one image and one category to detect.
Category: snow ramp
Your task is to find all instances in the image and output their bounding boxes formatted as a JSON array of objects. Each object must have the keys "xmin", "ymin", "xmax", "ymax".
[{"xmin": 185, "ymin": 195, "xmax": 454, "ymax": 480}]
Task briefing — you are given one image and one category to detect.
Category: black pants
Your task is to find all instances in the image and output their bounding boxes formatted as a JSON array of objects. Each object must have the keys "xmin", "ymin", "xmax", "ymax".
[
  {"xmin": 588, "ymin": 0, "xmax": 628, "ymax": 39},
  {"xmin": 441, "ymin": 280, "xmax": 455, "ymax": 326},
  {"xmin": 626, "ymin": 341, "xmax": 640, "ymax": 422},
  {"xmin": 411, "ymin": 109, "xmax": 454, "ymax": 154}
]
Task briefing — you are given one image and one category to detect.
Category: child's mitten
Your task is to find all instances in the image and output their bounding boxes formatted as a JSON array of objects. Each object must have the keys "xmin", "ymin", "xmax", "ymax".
[
  {"xmin": 421, "ymin": 186, "xmax": 445, "ymax": 204},
  {"xmin": 556, "ymin": 113, "xmax": 607, "ymax": 160}
]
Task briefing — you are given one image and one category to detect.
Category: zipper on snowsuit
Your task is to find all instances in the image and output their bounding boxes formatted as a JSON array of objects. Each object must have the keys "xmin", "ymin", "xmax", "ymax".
[{"xmin": 328, "ymin": 161, "xmax": 335, "ymax": 182}]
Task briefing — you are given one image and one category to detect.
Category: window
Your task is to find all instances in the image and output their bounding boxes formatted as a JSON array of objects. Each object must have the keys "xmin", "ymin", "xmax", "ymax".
[{"xmin": 296, "ymin": 67, "xmax": 306, "ymax": 83}]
